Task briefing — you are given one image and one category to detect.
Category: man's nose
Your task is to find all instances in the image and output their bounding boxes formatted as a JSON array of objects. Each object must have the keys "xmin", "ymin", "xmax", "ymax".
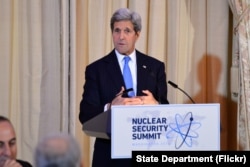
[
  {"xmin": 2, "ymin": 145, "xmax": 11, "ymax": 156},
  {"xmin": 119, "ymin": 31, "xmax": 125, "ymax": 39}
]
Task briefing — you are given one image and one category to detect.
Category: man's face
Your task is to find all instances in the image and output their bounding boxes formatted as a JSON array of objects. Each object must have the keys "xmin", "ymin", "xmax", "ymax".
[
  {"xmin": 0, "ymin": 121, "xmax": 17, "ymax": 159},
  {"xmin": 112, "ymin": 20, "xmax": 140, "ymax": 55}
]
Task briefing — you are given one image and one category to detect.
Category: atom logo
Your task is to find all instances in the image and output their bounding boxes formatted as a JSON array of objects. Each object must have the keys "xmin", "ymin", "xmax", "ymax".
[{"xmin": 166, "ymin": 112, "xmax": 201, "ymax": 149}]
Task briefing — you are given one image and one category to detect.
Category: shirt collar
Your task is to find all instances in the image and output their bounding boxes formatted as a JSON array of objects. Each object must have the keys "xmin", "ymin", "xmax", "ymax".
[{"xmin": 115, "ymin": 49, "xmax": 136, "ymax": 63}]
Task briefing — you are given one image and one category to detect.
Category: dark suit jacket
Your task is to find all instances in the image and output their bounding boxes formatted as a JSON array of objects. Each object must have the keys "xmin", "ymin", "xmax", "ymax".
[
  {"xmin": 79, "ymin": 49, "xmax": 169, "ymax": 167},
  {"xmin": 17, "ymin": 159, "xmax": 32, "ymax": 167}
]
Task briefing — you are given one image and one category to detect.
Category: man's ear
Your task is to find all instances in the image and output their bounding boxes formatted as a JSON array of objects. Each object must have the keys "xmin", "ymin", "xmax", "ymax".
[{"xmin": 136, "ymin": 31, "xmax": 141, "ymax": 37}]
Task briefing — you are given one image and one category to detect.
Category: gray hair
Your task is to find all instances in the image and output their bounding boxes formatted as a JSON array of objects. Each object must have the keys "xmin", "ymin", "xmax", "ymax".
[
  {"xmin": 0, "ymin": 115, "xmax": 10, "ymax": 123},
  {"xmin": 110, "ymin": 8, "xmax": 142, "ymax": 33},
  {"xmin": 34, "ymin": 133, "xmax": 82, "ymax": 167}
]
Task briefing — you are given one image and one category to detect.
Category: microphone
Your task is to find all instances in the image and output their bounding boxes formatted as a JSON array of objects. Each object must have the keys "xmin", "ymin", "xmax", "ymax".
[
  {"xmin": 107, "ymin": 88, "xmax": 134, "ymax": 111},
  {"xmin": 168, "ymin": 80, "xmax": 195, "ymax": 104},
  {"xmin": 115, "ymin": 88, "xmax": 133, "ymax": 97}
]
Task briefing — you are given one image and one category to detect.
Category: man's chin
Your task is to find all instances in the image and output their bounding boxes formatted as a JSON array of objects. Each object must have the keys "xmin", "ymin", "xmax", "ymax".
[{"xmin": 116, "ymin": 48, "xmax": 128, "ymax": 55}]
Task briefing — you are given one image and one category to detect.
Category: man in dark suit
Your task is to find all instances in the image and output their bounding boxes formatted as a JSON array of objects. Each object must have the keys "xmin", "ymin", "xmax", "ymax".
[
  {"xmin": 79, "ymin": 8, "xmax": 169, "ymax": 167},
  {"xmin": 0, "ymin": 116, "xmax": 32, "ymax": 167}
]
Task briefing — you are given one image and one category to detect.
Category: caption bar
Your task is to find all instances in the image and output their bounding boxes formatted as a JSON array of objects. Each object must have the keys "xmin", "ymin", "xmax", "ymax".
[{"xmin": 132, "ymin": 151, "xmax": 249, "ymax": 166}]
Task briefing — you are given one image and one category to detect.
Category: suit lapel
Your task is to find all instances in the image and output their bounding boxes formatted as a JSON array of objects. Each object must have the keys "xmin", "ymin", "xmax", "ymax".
[
  {"xmin": 105, "ymin": 50, "xmax": 125, "ymax": 91},
  {"xmin": 136, "ymin": 51, "xmax": 149, "ymax": 95}
]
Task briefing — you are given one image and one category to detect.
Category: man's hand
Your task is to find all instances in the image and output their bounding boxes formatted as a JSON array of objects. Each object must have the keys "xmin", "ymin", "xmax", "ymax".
[
  {"xmin": 0, "ymin": 156, "xmax": 21, "ymax": 167},
  {"xmin": 111, "ymin": 87, "xmax": 142, "ymax": 106},
  {"xmin": 138, "ymin": 90, "xmax": 159, "ymax": 105},
  {"xmin": 110, "ymin": 87, "xmax": 159, "ymax": 107}
]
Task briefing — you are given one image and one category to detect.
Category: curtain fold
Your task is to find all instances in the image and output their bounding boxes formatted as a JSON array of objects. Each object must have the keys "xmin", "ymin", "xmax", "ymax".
[
  {"xmin": 0, "ymin": 0, "xmax": 72, "ymax": 163},
  {"xmin": 228, "ymin": 0, "xmax": 250, "ymax": 150}
]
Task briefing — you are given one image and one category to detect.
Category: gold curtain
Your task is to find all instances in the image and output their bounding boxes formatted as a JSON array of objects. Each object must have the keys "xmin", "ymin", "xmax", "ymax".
[{"xmin": 0, "ymin": 0, "xmax": 72, "ymax": 164}]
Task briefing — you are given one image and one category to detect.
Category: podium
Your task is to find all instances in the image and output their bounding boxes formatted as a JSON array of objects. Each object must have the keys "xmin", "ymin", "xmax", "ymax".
[
  {"xmin": 82, "ymin": 109, "xmax": 111, "ymax": 139},
  {"xmin": 82, "ymin": 104, "xmax": 220, "ymax": 159}
]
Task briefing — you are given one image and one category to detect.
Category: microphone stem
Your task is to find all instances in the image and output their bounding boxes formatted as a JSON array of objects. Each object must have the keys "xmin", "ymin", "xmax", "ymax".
[{"xmin": 177, "ymin": 87, "xmax": 195, "ymax": 104}]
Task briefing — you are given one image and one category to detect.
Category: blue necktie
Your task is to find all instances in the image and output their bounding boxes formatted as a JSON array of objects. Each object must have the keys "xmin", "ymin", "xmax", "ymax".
[{"xmin": 123, "ymin": 56, "xmax": 135, "ymax": 97}]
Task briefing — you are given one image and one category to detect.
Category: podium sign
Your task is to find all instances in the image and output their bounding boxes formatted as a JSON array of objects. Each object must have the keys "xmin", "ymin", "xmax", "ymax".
[{"xmin": 111, "ymin": 104, "xmax": 220, "ymax": 159}]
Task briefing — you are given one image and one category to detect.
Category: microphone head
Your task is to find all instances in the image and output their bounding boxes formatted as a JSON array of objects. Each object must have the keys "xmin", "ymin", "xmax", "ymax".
[
  {"xmin": 168, "ymin": 81, "xmax": 178, "ymax": 88},
  {"xmin": 115, "ymin": 88, "xmax": 133, "ymax": 97},
  {"xmin": 121, "ymin": 88, "xmax": 134, "ymax": 98},
  {"xmin": 123, "ymin": 88, "xmax": 133, "ymax": 93}
]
